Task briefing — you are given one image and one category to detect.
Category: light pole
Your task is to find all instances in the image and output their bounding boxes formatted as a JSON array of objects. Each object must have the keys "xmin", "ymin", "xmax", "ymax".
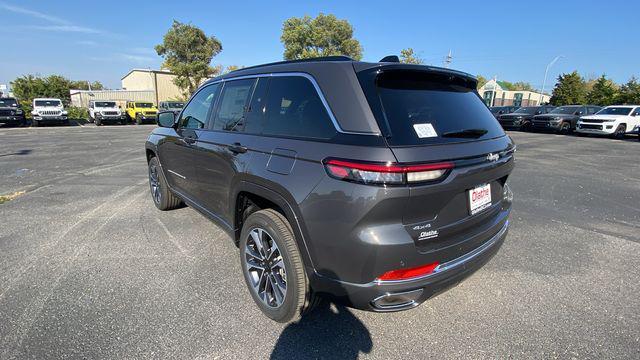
[{"xmin": 540, "ymin": 55, "xmax": 564, "ymax": 105}]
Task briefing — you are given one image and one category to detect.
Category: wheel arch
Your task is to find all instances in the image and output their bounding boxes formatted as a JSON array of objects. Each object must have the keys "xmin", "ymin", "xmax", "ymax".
[{"xmin": 232, "ymin": 181, "xmax": 316, "ymax": 271}]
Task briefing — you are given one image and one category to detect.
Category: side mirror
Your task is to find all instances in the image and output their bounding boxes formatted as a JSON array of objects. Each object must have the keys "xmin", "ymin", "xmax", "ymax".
[{"xmin": 157, "ymin": 111, "xmax": 176, "ymax": 128}]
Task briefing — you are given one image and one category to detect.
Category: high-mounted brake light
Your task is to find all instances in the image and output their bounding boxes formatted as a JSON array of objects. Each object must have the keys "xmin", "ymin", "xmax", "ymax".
[
  {"xmin": 377, "ymin": 262, "xmax": 440, "ymax": 281},
  {"xmin": 324, "ymin": 159, "xmax": 453, "ymax": 185}
]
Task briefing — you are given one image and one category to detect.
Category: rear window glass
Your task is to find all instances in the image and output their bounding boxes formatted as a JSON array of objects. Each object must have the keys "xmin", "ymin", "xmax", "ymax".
[{"xmin": 360, "ymin": 70, "xmax": 505, "ymax": 145}]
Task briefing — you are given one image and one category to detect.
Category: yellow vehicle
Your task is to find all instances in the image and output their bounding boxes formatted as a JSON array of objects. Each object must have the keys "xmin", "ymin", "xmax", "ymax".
[{"xmin": 125, "ymin": 101, "xmax": 158, "ymax": 124}]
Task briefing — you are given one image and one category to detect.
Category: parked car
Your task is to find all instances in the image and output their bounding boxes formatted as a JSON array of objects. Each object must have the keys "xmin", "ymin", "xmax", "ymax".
[
  {"xmin": 145, "ymin": 56, "xmax": 515, "ymax": 323},
  {"xmin": 31, "ymin": 98, "xmax": 68, "ymax": 127},
  {"xmin": 489, "ymin": 106, "xmax": 518, "ymax": 119},
  {"xmin": 577, "ymin": 105, "xmax": 640, "ymax": 139},
  {"xmin": 531, "ymin": 105, "xmax": 601, "ymax": 133},
  {"xmin": 125, "ymin": 101, "xmax": 158, "ymax": 124},
  {"xmin": 88, "ymin": 100, "xmax": 127, "ymax": 126},
  {"xmin": 158, "ymin": 101, "xmax": 185, "ymax": 113},
  {"xmin": 0, "ymin": 97, "xmax": 26, "ymax": 127},
  {"xmin": 498, "ymin": 105, "xmax": 555, "ymax": 131}
]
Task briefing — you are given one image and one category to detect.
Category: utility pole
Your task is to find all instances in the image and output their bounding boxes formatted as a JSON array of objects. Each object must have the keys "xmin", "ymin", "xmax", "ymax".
[
  {"xmin": 444, "ymin": 50, "xmax": 452, "ymax": 68},
  {"xmin": 492, "ymin": 76, "xmax": 498, "ymax": 107}
]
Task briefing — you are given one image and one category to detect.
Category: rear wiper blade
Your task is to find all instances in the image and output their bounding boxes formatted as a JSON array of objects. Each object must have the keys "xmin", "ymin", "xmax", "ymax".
[{"xmin": 441, "ymin": 128, "xmax": 488, "ymax": 138}]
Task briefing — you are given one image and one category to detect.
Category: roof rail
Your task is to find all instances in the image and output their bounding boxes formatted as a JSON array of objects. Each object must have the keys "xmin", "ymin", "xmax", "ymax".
[{"xmin": 229, "ymin": 56, "xmax": 354, "ymax": 73}]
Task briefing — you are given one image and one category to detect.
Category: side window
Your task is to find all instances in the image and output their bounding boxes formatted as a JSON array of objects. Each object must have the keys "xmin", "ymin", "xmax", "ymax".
[
  {"xmin": 179, "ymin": 83, "xmax": 219, "ymax": 129},
  {"xmin": 244, "ymin": 77, "xmax": 270, "ymax": 134},
  {"xmin": 212, "ymin": 79, "xmax": 255, "ymax": 132},
  {"xmin": 262, "ymin": 76, "xmax": 337, "ymax": 139}
]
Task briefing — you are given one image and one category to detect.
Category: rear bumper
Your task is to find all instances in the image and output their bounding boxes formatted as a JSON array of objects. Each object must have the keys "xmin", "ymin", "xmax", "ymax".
[{"xmin": 311, "ymin": 216, "xmax": 509, "ymax": 311}]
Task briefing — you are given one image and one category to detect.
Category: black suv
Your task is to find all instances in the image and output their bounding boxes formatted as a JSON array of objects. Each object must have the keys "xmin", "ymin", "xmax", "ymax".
[
  {"xmin": 145, "ymin": 56, "xmax": 514, "ymax": 322},
  {"xmin": 0, "ymin": 97, "xmax": 26, "ymax": 127},
  {"xmin": 489, "ymin": 106, "xmax": 518, "ymax": 119},
  {"xmin": 498, "ymin": 105, "xmax": 555, "ymax": 131},
  {"xmin": 531, "ymin": 105, "xmax": 601, "ymax": 133}
]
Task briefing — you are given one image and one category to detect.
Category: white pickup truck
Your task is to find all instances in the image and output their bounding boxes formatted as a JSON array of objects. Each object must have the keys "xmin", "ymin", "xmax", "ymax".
[
  {"xmin": 577, "ymin": 105, "xmax": 640, "ymax": 139},
  {"xmin": 88, "ymin": 100, "xmax": 126, "ymax": 126},
  {"xmin": 31, "ymin": 98, "xmax": 68, "ymax": 127}
]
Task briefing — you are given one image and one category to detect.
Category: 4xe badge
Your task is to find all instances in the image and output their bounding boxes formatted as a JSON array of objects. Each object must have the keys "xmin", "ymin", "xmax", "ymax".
[{"xmin": 410, "ymin": 222, "xmax": 439, "ymax": 241}]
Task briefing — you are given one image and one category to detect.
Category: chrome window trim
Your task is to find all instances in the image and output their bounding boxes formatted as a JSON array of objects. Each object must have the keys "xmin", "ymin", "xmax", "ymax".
[{"xmin": 207, "ymin": 72, "xmax": 379, "ymax": 136}]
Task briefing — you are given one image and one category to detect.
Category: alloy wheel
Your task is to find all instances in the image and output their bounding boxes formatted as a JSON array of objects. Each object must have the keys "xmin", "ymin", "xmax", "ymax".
[
  {"xmin": 244, "ymin": 227, "xmax": 287, "ymax": 308},
  {"xmin": 148, "ymin": 163, "xmax": 161, "ymax": 204}
]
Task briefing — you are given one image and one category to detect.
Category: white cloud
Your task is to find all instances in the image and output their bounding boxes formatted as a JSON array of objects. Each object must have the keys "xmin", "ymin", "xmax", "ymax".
[
  {"xmin": 77, "ymin": 40, "xmax": 99, "ymax": 47},
  {"xmin": 0, "ymin": 2, "xmax": 108, "ymax": 35},
  {"xmin": 23, "ymin": 25, "xmax": 104, "ymax": 34},
  {"xmin": 0, "ymin": 2, "xmax": 69, "ymax": 25}
]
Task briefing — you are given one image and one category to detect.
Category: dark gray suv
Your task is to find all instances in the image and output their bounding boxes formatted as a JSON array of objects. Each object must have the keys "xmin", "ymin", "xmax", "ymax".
[{"xmin": 145, "ymin": 56, "xmax": 515, "ymax": 322}]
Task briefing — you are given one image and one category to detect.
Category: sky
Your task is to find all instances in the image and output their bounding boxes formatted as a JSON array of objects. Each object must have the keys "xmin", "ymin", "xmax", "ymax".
[{"xmin": 1, "ymin": 0, "xmax": 638, "ymax": 91}]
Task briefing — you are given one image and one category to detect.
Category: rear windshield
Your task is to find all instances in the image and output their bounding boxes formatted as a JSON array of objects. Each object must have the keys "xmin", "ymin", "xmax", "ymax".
[{"xmin": 359, "ymin": 69, "xmax": 505, "ymax": 145}]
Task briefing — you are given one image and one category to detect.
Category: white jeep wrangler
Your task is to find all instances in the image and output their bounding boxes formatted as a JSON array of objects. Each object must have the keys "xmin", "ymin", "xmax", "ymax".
[
  {"xmin": 88, "ymin": 100, "xmax": 126, "ymax": 126},
  {"xmin": 31, "ymin": 98, "xmax": 68, "ymax": 127}
]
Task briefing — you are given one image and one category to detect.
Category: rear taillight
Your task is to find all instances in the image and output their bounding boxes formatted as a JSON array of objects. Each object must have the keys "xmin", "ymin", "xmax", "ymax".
[
  {"xmin": 324, "ymin": 159, "xmax": 453, "ymax": 185},
  {"xmin": 376, "ymin": 262, "xmax": 440, "ymax": 281}
]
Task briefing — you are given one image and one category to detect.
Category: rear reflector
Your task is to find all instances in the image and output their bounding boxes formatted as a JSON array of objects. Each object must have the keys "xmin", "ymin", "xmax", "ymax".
[
  {"xmin": 377, "ymin": 262, "xmax": 440, "ymax": 281},
  {"xmin": 324, "ymin": 159, "xmax": 453, "ymax": 185}
]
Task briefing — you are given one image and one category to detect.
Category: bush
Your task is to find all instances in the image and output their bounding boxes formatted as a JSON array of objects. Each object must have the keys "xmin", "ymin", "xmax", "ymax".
[{"xmin": 66, "ymin": 106, "xmax": 88, "ymax": 121}]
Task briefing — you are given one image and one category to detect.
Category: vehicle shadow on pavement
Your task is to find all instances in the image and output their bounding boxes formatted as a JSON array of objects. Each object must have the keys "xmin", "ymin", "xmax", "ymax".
[
  {"xmin": 270, "ymin": 300, "xmax": 373, "ymax": 359},
  {"xmin": 0, "ymin": 149, "xmax": 32, "ymax": 157}
]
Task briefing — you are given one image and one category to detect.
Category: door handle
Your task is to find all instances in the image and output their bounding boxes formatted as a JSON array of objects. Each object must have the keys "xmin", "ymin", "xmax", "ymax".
[{"xmin": 228, "ymin": 143, "xmax": 248, "ymax": 154}]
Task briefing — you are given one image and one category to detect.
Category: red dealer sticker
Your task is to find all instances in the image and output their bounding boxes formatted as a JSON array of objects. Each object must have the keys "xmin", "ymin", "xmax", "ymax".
[{"xmin": 469, "ymin": 183, "xmax": 492, "ymax": 215}]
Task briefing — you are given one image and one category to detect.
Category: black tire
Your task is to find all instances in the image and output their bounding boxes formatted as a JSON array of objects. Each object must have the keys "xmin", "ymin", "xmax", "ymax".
[
  {"xmin": 148, "ymin": 157, "xmax": 181, "ymax": 210},
  {"xmin": 612, "ymin": 124, "xmax": 626, "ymax": 139},
  {"xmin": 136, "ymin": 113, "xmax": 142, "ymax": 125},
  {"xmin": 559, "ymin": 121, "xmax": 571, "ymax": 134},
  {"xmin": 239, "ymin": 209, "xmax": 319, "ymax": 323},
  {"xmin": 95, "ymin": 118, "xmax": 102, "ymax": 126},
  {"xmin": 32, "ymin": 119, "xmax": 39, "ymax": 127}
]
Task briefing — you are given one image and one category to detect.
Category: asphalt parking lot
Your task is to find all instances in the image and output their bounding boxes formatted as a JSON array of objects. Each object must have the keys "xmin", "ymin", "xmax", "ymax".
[{"xmin": 0, "ymin": 125, "xmax": 638, "ymax": 359}]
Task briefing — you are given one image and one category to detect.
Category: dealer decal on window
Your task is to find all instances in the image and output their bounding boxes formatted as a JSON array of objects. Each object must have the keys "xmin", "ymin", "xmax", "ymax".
[{"xmin": 413, "ymin": 123, "xmax": 438, "ymax": 138}]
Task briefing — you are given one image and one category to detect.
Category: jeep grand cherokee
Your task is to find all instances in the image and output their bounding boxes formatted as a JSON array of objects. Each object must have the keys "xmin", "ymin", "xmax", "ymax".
[{"xmin": 144, "ymin": 56, "xmax": 515, "ymax": 322}]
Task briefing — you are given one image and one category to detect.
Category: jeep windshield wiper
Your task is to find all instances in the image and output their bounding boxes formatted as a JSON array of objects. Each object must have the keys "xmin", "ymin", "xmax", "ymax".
[{"xmin": 441, "ymin": 128, "xmax": 488, "ymax": 138}]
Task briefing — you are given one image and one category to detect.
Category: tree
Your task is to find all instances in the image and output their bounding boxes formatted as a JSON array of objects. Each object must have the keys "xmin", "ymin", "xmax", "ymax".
[
  {"xmin": 549, "ymin": 71, "xmax": 587, "ymax": 105},
  {"xmin": 511, "ymin": 81, "xmax": 535, "ymax": 91},
  {"xmin": 586, "ymin": 75, "xmax": 618, "ymax": 106},
  {"xmin": 476, "ymin": 75, "xmax": 488, "ymax": 89},
  {"xmin": 11, "ymin": 74, "xmax": 102, "ymax": 117},
  {"xmin": 281, "ymin": 13, "xmax": 363, "ymax": 60},
  {"xmin": 616, "ymin": 77, "xmax": 640, "ymax": 104},
  {"xmin": 156, "ymin": 20, "xmax": 223, "ymax": 97},
  {"xmin": 223, "ymin": 65, "xmax": 243, "ymax": 74},
  {"xmin": 69, "ymin": 80, "xmax": 104, "ymax": 91},
  {"xmin": 399, "ymin": 48, "xmax": 423, "ymax": 64}
]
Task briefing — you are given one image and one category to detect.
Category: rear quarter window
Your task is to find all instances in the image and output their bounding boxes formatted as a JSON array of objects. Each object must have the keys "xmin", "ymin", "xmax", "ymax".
[
  {"xmin": 358, "ymin": 69, "xmax": 505, "ymax": 145},
  {"xmin": 260, "ymin": 76, "xmax": 336, "ymax": 140}
]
